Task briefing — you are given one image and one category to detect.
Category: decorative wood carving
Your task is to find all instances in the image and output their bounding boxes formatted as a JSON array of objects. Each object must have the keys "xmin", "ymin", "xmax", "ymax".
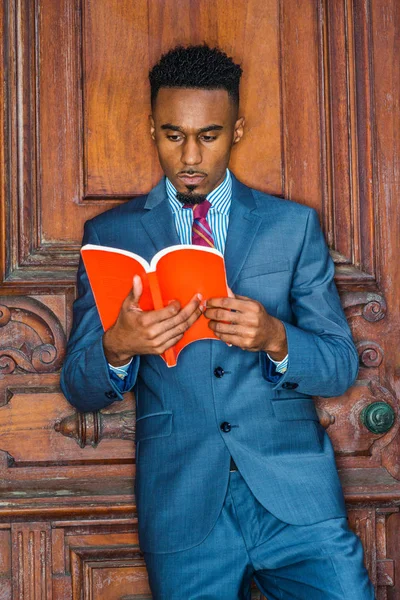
[
  {"xmin": 386, "ymin": 511, "xmax": 400, "ymax": 600},
  {"xmin": 376, "ymin": 509, "xmax": 396, "ymax": 593},
  {"xmin": 0, "ymin": 529, "xmax": 12, "ymax": 599},
  {"xmin": 11, "ymin": 523, "xmax": 52, "ymax": 599},
  {"xmin": 357, "ymin": 341, "xmax": 384, "ymax": 368},
  {"xmin": 316, "ymin": 407, "xmax": 335, "ymax": 429},
  {"xmin": 54, "ymin": 405, "xmax": 335, "ymax": 450},
  {"xmin": 0, "ymin": 386, "xmax": 135, "ymax": 466},
  {"xmin": 70, "ymin": 547, "xmax": 151, "ymax": 600},
  {"xmin": 0, "ymin": 510, "xmax": 395, "ymax": 598},
  {"xmin": 346, "ymin": 507, "xmax": 396, "ymax": 593},
  {"xmin": 348, "ymin": 509, "xmax": 377, "ymax": 586},
  {"xmin": 65, "ymin": 525, "xmax": 151, "ymax": 600},
  {"xmin": 322, "ymin": 0, "xmax": 376, "ymax": 277},
  {"xmin": 380, "ymin": 418, "xmax": 400, "ymax": 483},
  {"xmin": 341, "ymin": 292, "xmax": 387, "ymax": 322},
  {"xmin": 316, "ymin": 381, "xmax": 398, "ymax": 460},
  {"xmin": 0, "ymin": 296, "xmax": 66, "ymax": 374},
  {"xmin": 1, "ymin": 0, "xmax": 385, "ymax": 291},
  {"xmin": 2, "ymin": 0, "xmax": 104, "ymax": 285},
  {"xmin": 55, "ymin": 410, "xmax": 136, "ymax": 448},
  {"xmin": 0, "ymin": 0, "xmax": 399, "ymax": 598}
]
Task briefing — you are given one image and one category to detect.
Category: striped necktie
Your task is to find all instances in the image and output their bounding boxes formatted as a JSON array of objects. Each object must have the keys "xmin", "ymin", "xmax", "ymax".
[{"xmin": 183, "ymin": 200, "xmax": 215, "ymax": 248}]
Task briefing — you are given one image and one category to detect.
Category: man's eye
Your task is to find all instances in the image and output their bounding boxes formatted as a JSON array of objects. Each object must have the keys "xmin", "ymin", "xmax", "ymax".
[
  {"xmin": 167, "ymin": 135, "xmax": 182, "ymax": 141},
  {"xmin": 201, "ymin": 135, "xmax": 217, "ymax": 142}
]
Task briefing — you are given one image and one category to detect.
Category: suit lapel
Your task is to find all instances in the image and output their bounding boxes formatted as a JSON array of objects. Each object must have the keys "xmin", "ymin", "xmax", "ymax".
[
  {"xmin": 224, "ymin": 176, "xmax": 262, "ymax": 288},
  {"xmin": 141, "ymin": 178, "xmax": 181, "ymax": 254}
]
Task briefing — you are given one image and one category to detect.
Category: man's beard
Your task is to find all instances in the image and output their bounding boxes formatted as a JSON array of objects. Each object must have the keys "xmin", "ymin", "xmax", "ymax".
[{"xmin": 176, "ymin": 185, "xmax": 207, "ymax": 207}]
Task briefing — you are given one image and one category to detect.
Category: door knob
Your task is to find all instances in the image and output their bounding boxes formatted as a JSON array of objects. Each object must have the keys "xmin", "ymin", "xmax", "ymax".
[{"xmin": 360, "ymin": 402, "xmax": 395, "ymax": 434}]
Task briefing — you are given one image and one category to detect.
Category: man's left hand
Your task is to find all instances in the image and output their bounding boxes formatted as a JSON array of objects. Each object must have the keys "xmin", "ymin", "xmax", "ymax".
[{"xmin": 204, "ymin": 289, "xmax": 288, "ymax": 361}]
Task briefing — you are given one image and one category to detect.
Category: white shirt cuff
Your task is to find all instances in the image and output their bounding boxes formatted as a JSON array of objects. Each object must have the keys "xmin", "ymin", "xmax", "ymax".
[
  {"xmin": 267, "ymin": 353, "xmax": 289, "ymax": 374},
  {"xmin": 108, "ymin": 357, "xmax": 133, "ymax": 380}
]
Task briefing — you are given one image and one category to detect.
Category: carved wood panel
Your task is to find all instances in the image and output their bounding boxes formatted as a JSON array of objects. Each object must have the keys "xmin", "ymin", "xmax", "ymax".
[
  {"xmin": 1, "ymin": 0, "xmax": 399, "ymax": 597},
  {"xmin": 1, "ymin": 0, "xmax": 391, "ymax": 285},
  {"xmin": 0, "ymin": 510, "xmax": 396, "ymax": 599},
  {"xmin": 11, "ymin": 523, "xmax": 53, "ymax": 599},
  {"xmin": 0, "ymin": 528, "xmax": 12, "ymax": 599}
]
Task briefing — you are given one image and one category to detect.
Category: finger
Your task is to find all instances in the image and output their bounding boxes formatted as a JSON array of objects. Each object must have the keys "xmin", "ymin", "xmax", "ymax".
[
  {"xmin": 205, "ymin": 307, "xmax": 259, "ymax": 328},
  {"xmin": 142, "ymin": 294, "xmax": 201, "ymax": 335},
  {"xmin": 131, "ymin": 275, "xmax": 143, "ymax": 307},
  {"xmin": 204, "ymin": 307, "xmax": 240, "ymax": 323},
  {"xmin": 149, "ymin": 329, "xmax": 185, "ymax": 354},
  {"xmin": 163, "ymin": 298, "xmax": 203, "ymax": 335},
  {"xmin": 184, "ymin": 304, "xmax": 203, "ymax": 327},
  {"xmin": 175, "ymin": 293, "xmax": 203, "ymax": 323},
  {"xmin": 139, "ymin": 299, "xmax": 182, "ymax": 327},
  {"xmin": 164, "ymin": 302, "xmax": 203, "ymax": 337},
  {"xmin": 159, "ymin": 332, "xmax": 187, "ymax": 353},
  {"xmin": 152, "ymin": 301, "xmax": 202, "ymax": 348},
  {"xmin": 158, "ymin": 295, "xmax": 203, "ymax": 339},
  {"xmin": 234, "ymin": 293, "xmax": 252, "ymax": 301},
  {"xmin": 123, "ymin": 275, "xmax": 143, "ymax": 311},
  {"xmin": 208, "ymin": 320, "xmax": 246, "ymax": 337},
  {"xmin": 206, "ymin": 296, "xmax": 246, "ymax": 311}
]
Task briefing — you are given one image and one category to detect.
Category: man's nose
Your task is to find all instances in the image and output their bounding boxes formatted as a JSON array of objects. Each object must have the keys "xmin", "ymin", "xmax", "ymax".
[{"xmin": 181, "ymin": 138, "xmax": 202, "ymax": 165}]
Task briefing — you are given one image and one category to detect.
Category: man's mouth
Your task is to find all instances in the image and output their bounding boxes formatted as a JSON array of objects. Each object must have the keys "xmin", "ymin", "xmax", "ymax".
[{"xmin": 177, "ymin": 172, "xmax": 207, "ymax": 187}]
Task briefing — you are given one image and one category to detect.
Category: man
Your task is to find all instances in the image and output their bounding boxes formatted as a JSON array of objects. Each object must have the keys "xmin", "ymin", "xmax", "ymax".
[{"xmin": 61, "ymin": 45, "xmax": 375, "ymax": 599}]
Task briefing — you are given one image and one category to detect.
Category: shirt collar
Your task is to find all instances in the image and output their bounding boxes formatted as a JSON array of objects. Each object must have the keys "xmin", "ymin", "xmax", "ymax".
[{"xmin": 166, "ymin": 169, "xmax": 232, "ymax": 215}]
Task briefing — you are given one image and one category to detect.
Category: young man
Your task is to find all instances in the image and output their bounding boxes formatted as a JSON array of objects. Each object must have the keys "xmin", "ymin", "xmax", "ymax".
[{"xmin": 61, "ymin": 45, "xmax": 375, "ymax": 599}]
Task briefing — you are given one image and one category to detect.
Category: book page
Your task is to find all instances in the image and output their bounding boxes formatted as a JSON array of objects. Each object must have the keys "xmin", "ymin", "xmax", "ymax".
[
  {"xmin": 154, "ymin": 246, "xmax": 228, "ymax": 360},
  {"xmin": 81, "ymin": 245, "xmax": 154, "ymax": 331}
]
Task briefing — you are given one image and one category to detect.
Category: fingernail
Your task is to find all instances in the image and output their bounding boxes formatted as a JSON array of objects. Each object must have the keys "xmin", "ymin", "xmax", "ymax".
[
  {"xmin": 226, "ymin": 343, "xmax": 232, "ymax": 347},
  {"xmin": 196, "ymin": 293, "xmax": 203, "ymax": 301}
]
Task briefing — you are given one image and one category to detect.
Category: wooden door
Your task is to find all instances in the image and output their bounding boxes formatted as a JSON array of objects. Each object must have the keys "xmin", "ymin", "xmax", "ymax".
[{"xmin": 1, "ymin": 1, "xmax": 399, "ymax": 598}]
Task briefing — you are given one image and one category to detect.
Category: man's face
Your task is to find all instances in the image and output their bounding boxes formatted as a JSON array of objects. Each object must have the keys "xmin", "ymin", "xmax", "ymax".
[{"xmin": 150, "ymin": 88, "xmax": 244, "ymax": 198}]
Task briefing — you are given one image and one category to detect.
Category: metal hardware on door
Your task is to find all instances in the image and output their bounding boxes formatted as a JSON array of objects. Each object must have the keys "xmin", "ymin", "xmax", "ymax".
[{"xmin": 360, "ymin": 402, "xmax": 395, "ymax": 434}]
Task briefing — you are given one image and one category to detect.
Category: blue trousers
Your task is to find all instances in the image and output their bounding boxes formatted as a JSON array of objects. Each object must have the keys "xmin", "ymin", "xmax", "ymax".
[{"xmin": 143, "ymin": 469, "xmax": 375, "ymax": 599}]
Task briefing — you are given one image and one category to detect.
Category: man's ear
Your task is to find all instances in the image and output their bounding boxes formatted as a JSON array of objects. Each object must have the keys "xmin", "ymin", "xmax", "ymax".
[
  {"xmin": 232, "ymin": 116, "xmax": 245, "ymax": 145},
  {"xmin": 149, "ymin": 115, "xmax": 156, "ymax": 141}
]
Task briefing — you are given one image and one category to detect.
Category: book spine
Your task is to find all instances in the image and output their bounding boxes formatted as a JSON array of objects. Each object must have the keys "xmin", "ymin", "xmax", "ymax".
[{"xmin": 147, "ymin": 271, "xmax": 177, "ymax": 367}]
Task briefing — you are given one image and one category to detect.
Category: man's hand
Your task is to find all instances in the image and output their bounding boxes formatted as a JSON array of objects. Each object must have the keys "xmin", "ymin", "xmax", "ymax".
[
  {"xmin": 103, "ymin": 275, "xmax": 203, "ymax": 366},
  {"xmin": 204, "ymin": 289, "xmax": 288, "ymax": 360}
]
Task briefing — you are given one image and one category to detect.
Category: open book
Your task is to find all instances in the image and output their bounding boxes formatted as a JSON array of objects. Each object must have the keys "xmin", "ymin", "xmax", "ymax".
[{"xmin": 81, "ymin": 244, "xmax": 228, "ymax": 367}]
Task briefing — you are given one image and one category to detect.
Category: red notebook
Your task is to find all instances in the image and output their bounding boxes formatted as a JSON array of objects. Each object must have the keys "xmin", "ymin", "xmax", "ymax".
[{"xmin": 81, "ymin": 244, "xmax": 228, "ymax": 367}]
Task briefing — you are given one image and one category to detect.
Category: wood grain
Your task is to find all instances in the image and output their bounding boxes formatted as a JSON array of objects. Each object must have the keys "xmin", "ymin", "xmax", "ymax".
[{"xmin": 1, "ymin": 0, "xmax": 400, "ymax": 597}]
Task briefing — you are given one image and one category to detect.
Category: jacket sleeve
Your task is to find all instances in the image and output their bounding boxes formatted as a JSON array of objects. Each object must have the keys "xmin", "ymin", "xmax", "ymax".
[
  {"xmin": 60, "ymin": 220, "xmax": 140, "ymax": 412},
  {"xmin": 262, "ymin": 208, "xmax": 358, "ymax": 397}
]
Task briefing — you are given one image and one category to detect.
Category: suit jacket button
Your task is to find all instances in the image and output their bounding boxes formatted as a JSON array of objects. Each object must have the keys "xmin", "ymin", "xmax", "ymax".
[
  {"xmin": 220, "ymin": 422, "xmax": 232, "ymax": 433},
  {"xmin": 214, "ymin": 366, "xmax": 225, "ymax": 378},
  {"xmin": 282, "ymin": 382, "xmax": 298, "ymax": 390},
  {"xmin": 105, "ymin": 390, "xmax": 118, "ymax": 399}
]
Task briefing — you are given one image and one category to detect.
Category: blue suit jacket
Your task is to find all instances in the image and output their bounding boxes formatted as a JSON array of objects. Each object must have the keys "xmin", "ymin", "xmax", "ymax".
[{"xmin": 61, "ymin": 175, "xmax": 358, "ymax": 554}]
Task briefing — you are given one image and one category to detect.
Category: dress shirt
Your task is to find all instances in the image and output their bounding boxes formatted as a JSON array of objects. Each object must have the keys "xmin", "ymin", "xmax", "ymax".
[{"xmin": 108, "ymin": 170, "xmax": 288, "ymax": 388}]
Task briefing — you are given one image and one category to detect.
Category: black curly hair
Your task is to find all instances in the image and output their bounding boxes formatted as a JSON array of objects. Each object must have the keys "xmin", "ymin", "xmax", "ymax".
[{"xmin": 149, "ymin": 44, "xmax": 242, "ymax": 110}]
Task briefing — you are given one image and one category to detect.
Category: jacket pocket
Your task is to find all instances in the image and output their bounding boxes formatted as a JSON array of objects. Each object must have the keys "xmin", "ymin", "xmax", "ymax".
[
  {"xmin": 237, "ymin": 259, "xmax": 290, "ymax": 281},
  {"xmin": 135, "ymin": 411, "xmax": 173, "ymax": 441},
  {"xmin": 271, "ymin": 398, "xmax": 319, "ymax": 421}
]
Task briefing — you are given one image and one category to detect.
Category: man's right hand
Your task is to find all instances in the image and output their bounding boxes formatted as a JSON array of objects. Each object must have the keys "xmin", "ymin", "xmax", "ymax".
[{"xmin": 103, "ymin": 275, "xmax": 203, "ymax": 367}]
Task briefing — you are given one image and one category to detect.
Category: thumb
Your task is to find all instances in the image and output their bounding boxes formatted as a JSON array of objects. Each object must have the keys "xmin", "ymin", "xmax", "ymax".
[
  {"xmin": 131, "ymin": 274, "xmax": 143, "ymax": 308},
  {"xmin": 227, "ymin": 286, "xmax": 235, "ymax": 299}
]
